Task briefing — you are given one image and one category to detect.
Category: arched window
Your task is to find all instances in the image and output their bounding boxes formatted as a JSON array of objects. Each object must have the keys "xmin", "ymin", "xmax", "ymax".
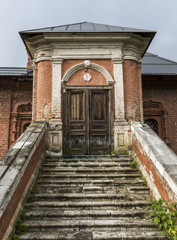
[
  {"xmin": 144, "ymin": 119, "xmax": 158, "ymax": 135},
  {"xmin": 143, "ymin": 100, "xmax": 165, "ymax": 139},
  {"xmin": 10, "ymin": 102, "xmax": 32, "ymax": 147},
  {"xmin": 23, "ymin": 122, "xmax": 30, "ymax": 132}
]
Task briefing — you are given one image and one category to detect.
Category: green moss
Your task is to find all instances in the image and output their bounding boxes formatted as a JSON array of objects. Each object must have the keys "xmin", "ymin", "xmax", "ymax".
[{"xmin": 131, "ymin": 160, "xmax": 137, "ymax": 168}]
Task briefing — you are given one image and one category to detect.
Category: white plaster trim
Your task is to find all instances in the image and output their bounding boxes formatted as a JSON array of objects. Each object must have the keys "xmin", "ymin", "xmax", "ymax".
[
  {"xmin": 113, "ymin": 59, "xmax": 125, "ymax": 120},
  {"xmin": 52, "ymin": 59, "xmax": 62, "ymax": 118},
  {"xmin": 62, "ymin": 61, "xmax": 114, "ymax": 85}
]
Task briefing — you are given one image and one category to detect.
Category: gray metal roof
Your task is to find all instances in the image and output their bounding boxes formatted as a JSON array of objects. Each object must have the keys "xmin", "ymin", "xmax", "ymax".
[
  {"xmin": 142, "ymin": 53, "xmax": 177, "ymax": 75},
  {"xmin": 0, "ymin": 67, "xmax": 33, "ymax": 76},
  {"xmin": 20, "ymin": 21, "xmax": 156, "ymax": 35}
]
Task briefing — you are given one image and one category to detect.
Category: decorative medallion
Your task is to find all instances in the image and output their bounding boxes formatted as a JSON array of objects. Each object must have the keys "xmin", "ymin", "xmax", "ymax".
[{"xmin": 83, "ymin": 73, "xmax": 92, "ymax": 82}]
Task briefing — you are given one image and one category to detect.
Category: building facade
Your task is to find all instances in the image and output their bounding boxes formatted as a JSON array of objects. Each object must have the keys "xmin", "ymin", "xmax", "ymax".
[{"xmin": 0, "ymin": 22, "xmax": 177, "ymax": 159}]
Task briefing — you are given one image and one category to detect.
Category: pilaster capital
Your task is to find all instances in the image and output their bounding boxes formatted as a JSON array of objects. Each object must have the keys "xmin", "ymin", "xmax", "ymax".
[
  {"xmin": 51, "ymin": 57, "xmax": 63, "ymax": 64},
  {"xmin": 112, "ymin": 58, "xmax": 123, "ymax": 64}
]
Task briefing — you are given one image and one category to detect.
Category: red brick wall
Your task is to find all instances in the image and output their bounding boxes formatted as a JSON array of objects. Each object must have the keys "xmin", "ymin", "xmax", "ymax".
[
  {"xmin": 35, "ymin": 61, "xmax": 52, "ymax": 121},
  {"xmin": 142, "ymin": 76, "xmax": 177, "ymax": 154},
  {"xmin": 123, "ymin": 60, "xmax": 143, "ymax": 122},
  {"xmin": 0, "ymin": 81, "xmax": 12, "ymax": 160},
  {"xmin": 0, "ymin": 78, "xmax": 32, "ymax": 160}
]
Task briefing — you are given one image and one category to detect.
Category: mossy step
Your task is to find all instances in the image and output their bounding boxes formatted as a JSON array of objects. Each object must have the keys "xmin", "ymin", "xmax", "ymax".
[
  {"xmin": 41, "ymin": 167, "xmax": 138, "ymax": 173},
  {"xmin": 29, "ymin": 193, "xmax": 126, "ymax": 201},
  {"xmin": 36, "ymin": 178, "xmax": 144, "ymax": 186},
  {"xmin": 38, "ymin": 173, "xmax": 140, "ymax": 179},
  {"xmin": 23, "ymin": 218, "xmax": 158, "ymax": 230},
  {"xmin": 25, "ymin": 209, "xmax": 148, "ymax": 219},
  {"xmin": 20, "ymin": 230, "xmax": 166, "ymax": 240},
  {"xmin": 42, "ymin": 162, "xmax": 131, "ymax": 168},
  {"xmin": 26, "ymin": 200, "xmax": 149, "ymax": 209}
]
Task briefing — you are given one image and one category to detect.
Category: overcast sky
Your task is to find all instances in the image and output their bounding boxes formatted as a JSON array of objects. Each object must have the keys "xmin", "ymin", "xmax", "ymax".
[{"xmin": 0, "ymin": 0, "xmax": 177, "ymax": 67}]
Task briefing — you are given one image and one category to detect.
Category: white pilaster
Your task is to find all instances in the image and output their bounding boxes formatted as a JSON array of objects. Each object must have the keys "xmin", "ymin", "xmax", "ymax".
[
  {"xmin": 113, "ymin": 58, "xmax": 125, "ymax": 120},
  {"xmin": 52, "ymin": 58, "xmax": 63, "ymax": 119},
  {"xmin": 49, "ymin": 58, "xmax": 63, "ymax": 154}
]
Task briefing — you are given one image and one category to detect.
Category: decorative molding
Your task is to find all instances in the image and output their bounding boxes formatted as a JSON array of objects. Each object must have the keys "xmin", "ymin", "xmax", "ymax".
[
  {"xmin": 17, "ymin": 102, "xmax": 32, "ymax": 113},
  {"xmin": 62, "ymin": 61, "xmax": 114, "ymax": 85},
  {"xmin": 143, "ymin": 99, "xmax": 163, "ymax": 110}
]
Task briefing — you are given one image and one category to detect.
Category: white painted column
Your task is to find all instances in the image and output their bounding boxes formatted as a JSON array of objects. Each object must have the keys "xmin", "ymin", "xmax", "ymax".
[
  {"xmin": 113, "ymin": 58, "xmax": 125, "ymax": 120},
  {"xmin": 52, "ymin": 58, "xmax": 63, "ymax": 119},
  {"xmin": 113, "ymin": 58, "xmax": 130, "ymax": 152},
  {"xmin": 49, "ymin": 58, "xmax": 63, "ymax": 154}
]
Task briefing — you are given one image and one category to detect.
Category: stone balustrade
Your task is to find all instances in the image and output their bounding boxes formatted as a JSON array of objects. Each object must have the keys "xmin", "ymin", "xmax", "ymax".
[
  {"xmin": 131, "ymin": 122, "xmax": 177, "ymax": 202},
  {"xmin": 0, "ymin": 121, "xmax": 47, "ymax": 240}
]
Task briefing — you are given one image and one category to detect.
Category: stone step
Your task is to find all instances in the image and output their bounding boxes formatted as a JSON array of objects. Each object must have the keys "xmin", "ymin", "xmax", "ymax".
[
  {"xmin": 36, "ymin": 178, "xmax": 144, "ymax": 186},
  {"xmin": 25, "ymin": 209, "xmax": 148, "ymax": 219},
  {"xmin": 38, "ymin": 173, "xmax": 140, "ymax": 179},
  {"xmin": 13, "ymin": 155, "xmax": 165, "ymax": 239},
  {"xmin": 127, "ymin": 186, "xmax": 150, "ymax": 193},
  {"xmin": 41, "ymin": 167, "xmax": 138, "ymax": 173},
  {"xmin": 93, "ymin": 230, "xmax": 166, "ymax": 240},
  {"xmin": 30, "ymin": 192, "xmax": 149, "ymax": 202},
  {"xmin": 20, "ymin": 230, "xmax": 166, "ymax": 240},
  {"xmin": 23, "ymin": 219, "xmax": 157, "ymax": 231},
  {"xmin": 29, "ymin": 193, "xmax": 127, "ymax": 201},
  {"xmin": 45, "ymin": 156, "xmax": 131, "ymax": 163},
  {"xmin": 42, "ymin": 162, "xmax": 132, "ymax": 168},
  {"xmin": 35, "ymin": 184, "xmax": 147, "ymax": 194},
  {"xmin": 26, "ymin": 200, "xmax": 149, "ymax": 209}
]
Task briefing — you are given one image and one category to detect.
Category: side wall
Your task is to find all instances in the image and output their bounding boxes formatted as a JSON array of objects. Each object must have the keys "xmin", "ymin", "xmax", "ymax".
[
  {"xmin": 142, "ymin": 76, "xmax": 177, "ymax": 154},
  {"xmin": 0, "ymin": 81, "xmax": 11, "ymax": 160},
  {"xmin": 0, "ymin": 78, "xmax": 32, "ymax": 160}
]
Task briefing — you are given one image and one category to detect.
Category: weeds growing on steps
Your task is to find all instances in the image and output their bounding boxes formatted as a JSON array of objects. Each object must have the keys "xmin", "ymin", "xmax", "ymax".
[
  {"xmin": 10, "ymin": 210, "xmax": 28, "ymax": 240},
  {"xmin": 147, "ymin": 197, "xmax": 177, "ymax": 239},
  {"xmin": 131, "ymin": 160, "xmax": 137, "ymax": 168}
]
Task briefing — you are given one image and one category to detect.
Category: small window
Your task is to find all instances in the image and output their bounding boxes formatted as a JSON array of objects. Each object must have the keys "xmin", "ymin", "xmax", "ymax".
[
  {"xmin": 23, "ymin": 123, "xmax": 30, "ymax": 132},
  {"xmin": 144, "ymin": 119, "xmax": 158, "ymax": 134}
]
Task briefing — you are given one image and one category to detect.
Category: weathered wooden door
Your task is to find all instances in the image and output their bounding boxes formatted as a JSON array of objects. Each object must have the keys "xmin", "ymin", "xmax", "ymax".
[{"xmin": 63, "ymin": 89, "xmax": 110, "ymax": 155}]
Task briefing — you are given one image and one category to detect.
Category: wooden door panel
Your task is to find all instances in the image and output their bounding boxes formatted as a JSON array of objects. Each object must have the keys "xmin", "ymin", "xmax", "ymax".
[
  {"xmin": 89, "ymin": 90, "xmax": 109, "ymax": 154},
  {"xmin": 70, "ymin": 92, "xmax": 85, "ymax": 121},
  {"xmin": 64, "ymin": 89, "xmax": 110, "ymax": 155},
  {"xmin": 66, "ymin": 90, "xmax": 87, "ymax": 155}
]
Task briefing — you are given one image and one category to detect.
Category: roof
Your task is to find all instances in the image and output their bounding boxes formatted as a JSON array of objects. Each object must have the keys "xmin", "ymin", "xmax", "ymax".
[
  {"xmin": 142, "ymin": 53, "xmax": 177, "ymax": 75},
  {"xmin": 20, "ymin": 21, "xmax": 156, "ymax": 35},
  {"xmin": 0, "ymin": 67, "xmax": 33, "ymax": 77}
]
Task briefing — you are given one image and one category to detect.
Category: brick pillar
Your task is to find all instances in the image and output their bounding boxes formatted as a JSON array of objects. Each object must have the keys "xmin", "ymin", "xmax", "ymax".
[
  {"xmin": 35, "ymin": 61, "xmax": 52, "ymax": 121},
  {"xmin": 123, "ymin": 60, "xmax": 143, "ymax": 122}
]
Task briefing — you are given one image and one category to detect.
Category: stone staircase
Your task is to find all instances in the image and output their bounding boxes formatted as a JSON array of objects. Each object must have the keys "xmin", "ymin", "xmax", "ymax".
[{"xmin": 17, "ymin": 155, "xmax": 166, "ymax": 239}]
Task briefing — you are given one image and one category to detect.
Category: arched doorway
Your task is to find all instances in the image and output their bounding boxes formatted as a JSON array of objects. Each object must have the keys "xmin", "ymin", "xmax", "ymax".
[{"xmin": 62, "ymin": 61, "xmax": 114, "ymax": 155}]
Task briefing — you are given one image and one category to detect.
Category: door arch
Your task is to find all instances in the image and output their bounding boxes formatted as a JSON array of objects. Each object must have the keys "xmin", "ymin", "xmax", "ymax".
[{"xmin": 62, "ymin": 60, "xmax": 114, "ymax": 155}]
